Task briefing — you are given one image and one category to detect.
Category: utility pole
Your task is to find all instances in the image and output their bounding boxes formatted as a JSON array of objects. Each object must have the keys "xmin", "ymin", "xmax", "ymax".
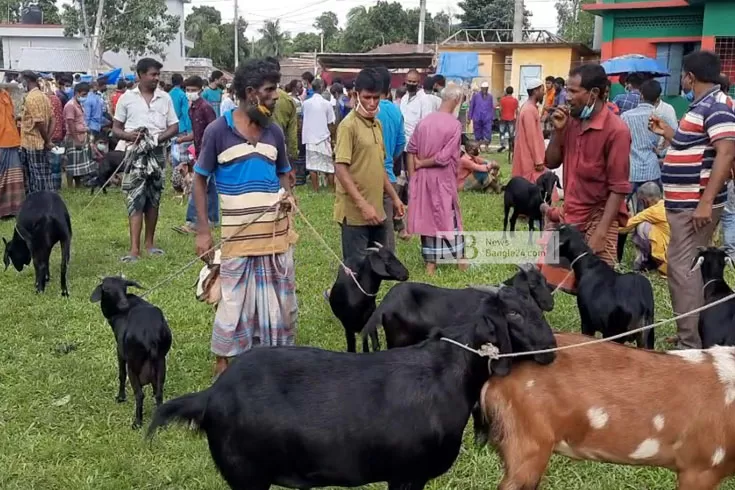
[
  {"xmin": 234, "ymin": 0, "xmax": 239, "ymax": 69},
  {"xmin": 417, "ymin": 0, "xmax": 426, "ymax": 52},
  {"xmin": 79, "ymin": 0, "xmax": 93, "ymax": 73},
  {"xmin": 91, "ymin": 0, "xmax": 105, "ymax": 75},
  {"xmin": 512, "ymin": 0, "xmax": 524, "ymax": 42},
  {"xmin": 320, "ymin": 32, "xmax": 324, "ymax": 53}
]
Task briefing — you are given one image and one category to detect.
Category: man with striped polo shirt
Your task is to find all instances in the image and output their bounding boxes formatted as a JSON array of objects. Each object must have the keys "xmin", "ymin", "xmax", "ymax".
[{"xmin": 652, "ymin": 50, "xmax": 735, "ymax": 349}]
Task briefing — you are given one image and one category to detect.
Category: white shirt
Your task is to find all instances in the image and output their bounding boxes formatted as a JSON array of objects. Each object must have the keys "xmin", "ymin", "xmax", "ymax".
[
  {"xmin": 301, "ymin": 93, "xmax": 335, "ymax": 145},
  {"xmin": 400, "ymin": 90, "xmax": 429, "ymax": 143},
  {"xmin": 424, "ymin": 93, "xmax": 441, "ymax": 113},
  {"xmin": 114, "ymin": 87, "xmax": 178, "ymax": 138},
  {"xmin": 653, "ymin": 99, "xmax": 678, "ymax": 130}
]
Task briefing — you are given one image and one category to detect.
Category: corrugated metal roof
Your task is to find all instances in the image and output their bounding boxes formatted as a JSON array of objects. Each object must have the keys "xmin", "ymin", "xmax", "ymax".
[
  {"xmin": 16, "ymin": 47, "xmax": 111, "ymax": 72},
  {"xmin": 368, "ymin": 43, "xmax": 433, "ymax": 55}
]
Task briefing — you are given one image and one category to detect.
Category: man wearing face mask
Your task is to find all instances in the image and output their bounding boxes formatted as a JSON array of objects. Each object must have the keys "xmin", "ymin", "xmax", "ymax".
[
  {"xmin": 63, "ymin": 82, "xmax": 96, "ymax": 188},
  {"xmin": 172, "ymin": 75, "xmax": 219, "ymax": 235},
  {"xmin": 545, "ymin": 64, "xmax": 632, "ymax": 268},
  {"xmin": 400, "ymin": 70, "xmax": 429, "ymax": 160},
  {"xmin": 193, "ymin": 59, "xmax": 297, "ymax": 378},
  {"xmin": 334, "ymin": 68, "xmax": 405, "ymax": 264},
  {"xmin": 649, "ymin": 50, "xmax": 735, "ymax": 349}
]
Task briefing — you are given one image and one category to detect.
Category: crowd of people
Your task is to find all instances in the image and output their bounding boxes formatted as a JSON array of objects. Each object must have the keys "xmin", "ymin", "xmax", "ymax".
[{"xmin": 2, "ymin": 48, "xmax": 734, "ymax": 377}]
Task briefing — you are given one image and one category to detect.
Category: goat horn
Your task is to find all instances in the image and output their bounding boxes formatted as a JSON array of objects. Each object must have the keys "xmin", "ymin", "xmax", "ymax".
[
  {"xmin": 373, "ymin": 241, "xmax": 384, "ymax": 248},
  {"xmin": 366, "ymin": 247, "xmax": 380, "ymax": 253}
]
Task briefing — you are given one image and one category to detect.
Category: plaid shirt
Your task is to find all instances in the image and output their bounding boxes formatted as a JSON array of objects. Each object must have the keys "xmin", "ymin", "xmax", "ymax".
[
  {"xmin": 621, "ymin": 102, "xmax": 660, "ymax": 183},
  {"xmin": 21, "ymin": 88, "xmax": 52, "ymax": 150},
  {"xmin": 613, "ymin": 90, "xmax": 641, "ymax": 114}
]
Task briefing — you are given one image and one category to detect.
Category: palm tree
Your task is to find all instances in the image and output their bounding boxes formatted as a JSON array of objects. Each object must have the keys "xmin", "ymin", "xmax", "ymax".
[{"xmin": 258, "ymin": 20, "xmax": 287, "ymax": 58}]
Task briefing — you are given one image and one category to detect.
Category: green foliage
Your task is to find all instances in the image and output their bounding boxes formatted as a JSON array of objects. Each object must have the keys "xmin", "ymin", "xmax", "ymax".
[
  {"xmin": 457, "ymin": 0, "xmax": 531, "ymax": 37},
  {"xmin": 187, "ymin": 16, "xmax": 249, "ymax": 73},
  {"xmin": 291, "ymin": 32, "xmax": 321, "ymax": 54},
  {"xmin": 61, "ymin": 0, "xmax": 179, "ymax": 61},
  {"xmin": 555, "ymin": 0, "xmax": 595, "ymax": 45},
  {"xmin": 313, "ymin": 11, "xmax": 339, "ymax": 43},
  {"xmin": 0, "ymin": 0, "xmax": 59, "ymax": 24}
]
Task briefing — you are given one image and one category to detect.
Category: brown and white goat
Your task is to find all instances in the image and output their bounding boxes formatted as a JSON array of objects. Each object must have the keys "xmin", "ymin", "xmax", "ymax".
[{"xmin": 480, "ymin": 333, "xmax": 735, "ymax": 490}]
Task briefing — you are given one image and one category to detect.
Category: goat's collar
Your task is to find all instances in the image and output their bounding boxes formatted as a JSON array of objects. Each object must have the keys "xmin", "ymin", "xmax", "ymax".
[
  {"xmin": 569, "ymin": 251, "xmax": 589, "ymax": 269},
  {"xmin": 14, "ymin": 224, "xmax": 31, "ymax": 245},
  {"xmin": 440, "ymin": 337, "xmax": 500, "ymax": 359},
  {"xmin": 703, "ymin": 278, "xmax": 725, "ymax": 291}
]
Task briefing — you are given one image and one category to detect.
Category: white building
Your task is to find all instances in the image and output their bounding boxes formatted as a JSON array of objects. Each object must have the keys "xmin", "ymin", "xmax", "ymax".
[{"xmin": 0, "ymin": 0, "xmax": 192, "ymax": 73}]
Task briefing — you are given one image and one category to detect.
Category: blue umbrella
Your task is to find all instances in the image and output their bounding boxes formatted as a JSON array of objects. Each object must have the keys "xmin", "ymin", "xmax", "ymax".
[{"xmin": 601, "ymin": 54, "xmax": 670, "ymax": 77}]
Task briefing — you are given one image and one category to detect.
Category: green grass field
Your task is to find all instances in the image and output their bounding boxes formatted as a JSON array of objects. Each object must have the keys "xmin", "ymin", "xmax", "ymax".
[{"xmin": 0, "ymin": 168, "xmax": 732, "ymax": 490}]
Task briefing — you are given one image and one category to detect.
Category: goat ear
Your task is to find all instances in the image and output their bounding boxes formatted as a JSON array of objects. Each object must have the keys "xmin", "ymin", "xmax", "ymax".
[
  {"xmin": 689, "ymin": 255, "xmax": 704, "ymax": 273},
  {"xmin": 368, "ymin": 252, "xmax": 388, "ymax": 277},
  {"xmin": 90, "ymin": 285, "xmax": 102, "ymax": 303},
  {"xmin": 555, "ymin": 176, "xmax": 562, "ymax": 189}
]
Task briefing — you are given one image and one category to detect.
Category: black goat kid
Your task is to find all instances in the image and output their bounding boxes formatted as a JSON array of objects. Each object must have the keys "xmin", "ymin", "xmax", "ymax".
[
  {"xmin": 91, "ymin": 277, "xmax": 172, "ymax": 429},
  {"xmin": 328, "ymin": 242, "xmax": 409, "ymax": 353},
  {"xmin": 3, "ymin": 191, "xmax": 72, "ymax": 296},
  {"xmin": 556, "ymin": 224, "xmax": 655, "ymax": 349},
  {"xmin": 502, "ymin": 173, "xmax": 561, "ymax": 243},
  {"xmin": 147, "ymin": 293, "xmax": 556, "ymax": 490},
  {"xmin": 690, "ymin": 246, "xmax": 735, "ymax": 348}
]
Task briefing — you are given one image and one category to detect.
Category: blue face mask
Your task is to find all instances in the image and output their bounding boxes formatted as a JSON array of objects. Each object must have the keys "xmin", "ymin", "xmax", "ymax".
[
  {"xmin": 64, "ymin": 88, "xmax": 73, "ymax": 97},
  {"xmin": 579, "ymin": 93, "xmax": 596, "ymax": 120},
  {"xmin": 77, "ymin": 96, "xmax": 87, "ymax": 104},
  {"xmin": 685, "ymin": 90, "xmax": 694, "ymax": 102}
]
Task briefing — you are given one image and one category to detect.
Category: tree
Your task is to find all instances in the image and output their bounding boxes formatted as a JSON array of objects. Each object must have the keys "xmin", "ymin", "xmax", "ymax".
[
  {"xmin": 457, "ymin": 0, "xmax": 531, "ymax": 38},
  {"xmin": 339, "ymin": 2, "xmax": 410, "ymax": 53},
  {"xmin": 555, "ymin": 0, "xmax": 595, "ymax": 45},
  {"xmin": 313, "ymin": 11, "xmax": 339, "ymax": 44},
  {"xmin": 0, "ymin": 0, "xmax": 60, "ymax": 24},
  {"xmin": 291, "ymin": 32, "xmax": 321, "ymax": 53},
  {"xmin": 61, "ymin": 0, "xmax": 180, "ymax": 66},
  {"xmin": 185, "ymin": 5, "xmax": 221, "ymax": 44},
  {"xmin": 257, "ymin": 20, "xmax": 289, "ymax": 58},
  {"xmin": 406, "ymin": 9, "xmax": 453, "ymax": 45},
  {"xmin": 187, "ymin": 16, "xmax": 249, "ymax": 72}
]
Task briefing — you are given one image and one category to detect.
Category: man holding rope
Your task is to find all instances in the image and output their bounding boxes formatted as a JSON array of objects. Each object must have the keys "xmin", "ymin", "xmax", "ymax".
[
  {"xmin": 113, "ymin": 58, "xmax": 179, "ymax": 263},
  {"xmin": 540, "ymin": 63, "xmax": 632, "ymax": 292},
  {"xmin": 193, "ymin": 58, "xmax": 297, "ymax": 379}
]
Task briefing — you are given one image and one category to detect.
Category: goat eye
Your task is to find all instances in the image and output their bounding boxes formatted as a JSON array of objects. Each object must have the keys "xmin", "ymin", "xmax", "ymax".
[{"xmin": 508, "ymin": 311, "xmax": 522, "ymax": 318}]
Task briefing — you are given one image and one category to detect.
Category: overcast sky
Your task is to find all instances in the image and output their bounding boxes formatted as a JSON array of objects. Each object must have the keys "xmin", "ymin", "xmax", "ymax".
[{"xmin": 185, "ymin": 0, "xmax": 558, "ymax": 39}]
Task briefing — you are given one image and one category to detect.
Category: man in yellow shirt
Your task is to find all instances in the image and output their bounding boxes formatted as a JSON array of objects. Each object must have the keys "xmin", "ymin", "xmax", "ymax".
[{"xmin": 620, "ymin": 181, "xmax": 669, "ymax": 275}]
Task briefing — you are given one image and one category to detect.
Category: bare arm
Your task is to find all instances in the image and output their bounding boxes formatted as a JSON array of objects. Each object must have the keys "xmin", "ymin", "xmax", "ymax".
[
  {"xmin": 383, "ymin": 172, "xmax": 401, "ymax": 204},
  {"xmin": 112, "ymin": 119, "xmax": 140, "ymax": 142},
  {"xmin": 36, "ymin": 121, "xmax": 50, "ymax": 148},
  {"xmin": 158, "ymin": 123, "xmax": 179, "ymax": 144},
  {"xmin": 545, "ymin": 129, "xmax": 565, "ymax": 169},
  {"xmin": 193, "ymin": 173, "xmax": 209, "ymax": 228}
]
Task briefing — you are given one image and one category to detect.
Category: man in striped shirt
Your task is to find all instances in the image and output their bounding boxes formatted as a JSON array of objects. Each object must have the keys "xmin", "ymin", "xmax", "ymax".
[{"xmin": 652, "ymin": 50, "xmax": 735, "ymax": 349}]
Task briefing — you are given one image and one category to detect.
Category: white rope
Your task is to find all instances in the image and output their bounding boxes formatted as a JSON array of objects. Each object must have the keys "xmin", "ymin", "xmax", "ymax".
[
  {"xmin": 703, "ymin": 278, "xmax": 722, "ymax": 291},
  {"xmin": 440, "ymin": 337, "xmax": 500, "ymax": 359},
  {"xmin": 550, "ymin": 251, "xmax": 589, "ymax": 295}
]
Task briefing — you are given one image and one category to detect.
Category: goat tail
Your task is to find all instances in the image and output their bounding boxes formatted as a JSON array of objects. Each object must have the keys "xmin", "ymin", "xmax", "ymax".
[{"xmin": 146, "ymin": 391, "xmax": 209, "ymax": 440}]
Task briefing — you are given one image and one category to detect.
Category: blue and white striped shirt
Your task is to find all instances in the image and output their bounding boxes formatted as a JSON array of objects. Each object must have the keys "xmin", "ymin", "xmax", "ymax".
[{"xmin": 621, "ymin": 102, "xmax": 660, "ymax": 183}]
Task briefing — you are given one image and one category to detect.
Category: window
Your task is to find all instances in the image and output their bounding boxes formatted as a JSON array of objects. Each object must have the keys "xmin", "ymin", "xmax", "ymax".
[
  {"xmin": 715, "ymin": 37, "xmax": 735, "ymax": 98},
  {"xmin": 519, "ymin": 65, "xmax": 542, "ymax": 104},
  {"xmin": 655, "ymin": 42, "xmax": 700, "ymax": 96}
]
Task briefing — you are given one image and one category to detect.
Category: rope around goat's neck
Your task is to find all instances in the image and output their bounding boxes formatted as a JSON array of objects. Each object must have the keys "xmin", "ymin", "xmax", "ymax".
[
  {"xmin": 550, "ymin": 251, "xmax": 589, "ymax": 295},
  {"xmin": 440, "ymin": 337, "xmax": 500, "ymax": 359}
]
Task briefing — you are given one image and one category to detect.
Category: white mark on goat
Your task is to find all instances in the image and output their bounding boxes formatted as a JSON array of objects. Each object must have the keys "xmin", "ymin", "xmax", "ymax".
[
  {"xmin": 712, "ymin": 447, "xmax": 726, "ymax": 467},
  {"xmin": 629, "ymin": 439, "xmax": 660, "ymax": 460},
  {"xmin": 668, "ymin": 349, "xmax": 706, "ymax": 364},
  {"xmin": 653, "ymin": 415, "xmax": 665, "ymax": 432},
  {"xmin": 673, "ymin": 440, "xmax": 683, "ymax": 451},
  {"xmin": 709, "ymin": 346, "xmax": 735, "ymax": 405},
  {"xmin": 586, "ymin": 407, "xmax": 609, "ymax": 429},
  {"xmin": 526, "ymin": 379, "xmax": 535, "ymax": 389}
]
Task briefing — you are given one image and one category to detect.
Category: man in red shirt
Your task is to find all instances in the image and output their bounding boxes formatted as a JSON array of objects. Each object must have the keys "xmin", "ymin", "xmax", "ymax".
[
  {"xmin": 540, "ymin": 63, "xmax": 632, "ymax": 290},
  {"xmin": 498, "ymin": 86, "xmax": 519, "ymax": 152}
]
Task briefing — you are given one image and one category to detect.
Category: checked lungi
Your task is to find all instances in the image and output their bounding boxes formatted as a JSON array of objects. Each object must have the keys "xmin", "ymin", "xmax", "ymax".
[
  {"xmin": 21, "ymin": 148, "xmax": 54, "ymax": 194},
  {"xmin": 65, "ymin": 144, "xmax": 96, "ymax": 178},
  {"xmin": 0, "ymin": 148, "xmax": 25, "ymax": 218}
]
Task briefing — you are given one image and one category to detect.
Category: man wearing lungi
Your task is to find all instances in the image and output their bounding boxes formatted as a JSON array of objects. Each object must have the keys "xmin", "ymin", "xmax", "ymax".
[
  {"xmin": 302, "ymin": 78, "xmax": 335, "ymax": 191},
  {"xmin": 19, "ymin": 70, "xmax": 54, "ymax": 193},
  {"xmin": 113, "ymin": 58, "xmax": 179, "ymax": 263},
  {"xmin": 193, "ymin": 58, "xmax": 298, "ymax": 379}
]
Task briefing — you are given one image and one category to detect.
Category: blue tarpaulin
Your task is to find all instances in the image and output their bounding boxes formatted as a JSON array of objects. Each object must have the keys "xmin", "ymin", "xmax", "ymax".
[
  {"xmin": 99, "ymin": 68, "xmax": 122, "ymax": 84},
  {"xmin": 437, "ymin": 52, "xmax": 479, "ymax": 80}
]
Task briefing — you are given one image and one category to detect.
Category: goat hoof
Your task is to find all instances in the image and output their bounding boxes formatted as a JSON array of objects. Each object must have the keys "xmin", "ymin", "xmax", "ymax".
[
  {"xmin": 116, "ymin": 394, "xmax": 126, "ymax": 403},
  {"xmin": 131, "ymin": 420, "xmax": 142, "ymax": 430},
  {"xmin": 61, "ymin": 290, "xmax": 69, "ymax": 298}
]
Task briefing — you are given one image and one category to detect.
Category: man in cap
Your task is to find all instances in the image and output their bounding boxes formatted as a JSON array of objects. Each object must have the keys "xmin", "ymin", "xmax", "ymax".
[
  {"xmin": 512, "ymin": 78, "xmax": 548, "ymax": 184},
  {"xmin": 468, "ymin": 81, "xmax": 494, "ymax": 151}
]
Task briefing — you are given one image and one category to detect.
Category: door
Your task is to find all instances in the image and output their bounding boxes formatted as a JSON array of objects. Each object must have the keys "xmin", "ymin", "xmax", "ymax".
[{"xmin": 519, "ymin": 65, "xmax": 543, "ymax": 103}]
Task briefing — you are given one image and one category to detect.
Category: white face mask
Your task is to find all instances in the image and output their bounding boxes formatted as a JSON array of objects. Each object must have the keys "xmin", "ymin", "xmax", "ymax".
[{"xmin": 186, "ymin": 92, "xmax": 200, "ymax": 103}]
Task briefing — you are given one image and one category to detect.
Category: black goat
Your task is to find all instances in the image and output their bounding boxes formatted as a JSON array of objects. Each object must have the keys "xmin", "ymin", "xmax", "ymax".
[
  {"xmin": 147, "ymin": 293, "xmax": 556, "ymax": 490},
  {"xmin": 88, "ymin": 150, "xmax": 125, "ymax": 194},
  {"xmin": 3, "ymin": 191, "xmax": 72, "ymax": 296},
  {"xmin": 363, "ymin": 263, "xmax": 554, "ymax": 353},
  {"xmin": 556, "ymin": 224, "xmax": 655, "ymax": 349},
  {"xmin": 502, "ymin": 173, "xmax": 561, "ymax": 243},
  {"xmin": 690, "ymin": 246, "xmax": 735, "ymax": 348},
  {"xmin": 91, "ymin": 276, "xmax": 172, "ymax": 429},
  {"xmin": 328, "ymin": 242, "xmax": 409, "ymax": 353}
]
